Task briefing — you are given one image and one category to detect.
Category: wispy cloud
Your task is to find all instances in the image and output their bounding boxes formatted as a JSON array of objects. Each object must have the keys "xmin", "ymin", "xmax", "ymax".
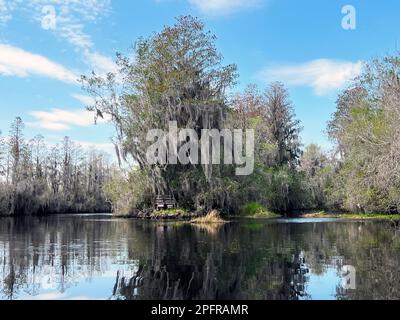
[
  {"xmin": 36, "ymin": 0, "xmax": 117, "ymax": 76},
  {"xmin": 0, "ymin": 0, "xmax": 116, "ymax": 76},
  {"xmin": 83, "ymin": 51, "xmax": 118, "ymax": 75},
  {"xmin": 72, "ymin": 94, "xmax": 95, "ymax": 106},
  {"xmin": 0, "ymin": 44, "xmax": 78, "ymax": 83},
  {"xmin": 28, "ymin": 108, "xmax": 109, "ymax": 131},
  {"xmin": 260, "ymin": 59, "xmax": 363, "ymax": 95},
  {"xmin": 36, "ymin": 0, "xmax": 117, "ymax": 75},
  {"xmin": 0, "ymin": 0, "xmax": 11, "ymax": 26},
  {"xmin": 0, "ymin": 0, "xmax": 112, "ymax": 25},
  {"xmin": 188, "ymin": 0, "xmax": 263, "ymax": 16}
]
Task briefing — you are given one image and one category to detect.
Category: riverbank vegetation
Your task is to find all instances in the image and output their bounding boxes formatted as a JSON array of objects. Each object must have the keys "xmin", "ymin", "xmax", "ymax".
[
  {"xmin": 0, "ymin": 117, "xmax": 113, "ymax": 216},
  {"xmin": 2, "ymin": 16, "xmax": 400, "ymax": 219}
]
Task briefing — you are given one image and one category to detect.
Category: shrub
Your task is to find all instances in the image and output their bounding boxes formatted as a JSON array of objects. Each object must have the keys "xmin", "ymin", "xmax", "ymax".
[{"xmin": 240, "ymin": 202, "xmax": 280, "ymax": 218}]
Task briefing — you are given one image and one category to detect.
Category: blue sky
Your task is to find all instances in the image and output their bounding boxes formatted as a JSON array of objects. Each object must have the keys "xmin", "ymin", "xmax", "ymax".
[{"xmin": 1, "ymin": 0, "xmax": 400, "ymax": 153}]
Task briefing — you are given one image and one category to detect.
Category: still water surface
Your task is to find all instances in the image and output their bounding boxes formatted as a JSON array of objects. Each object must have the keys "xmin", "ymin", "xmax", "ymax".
[{"xmin": 0, "ymin": 214, "xmax": 399, "ymax": 300}]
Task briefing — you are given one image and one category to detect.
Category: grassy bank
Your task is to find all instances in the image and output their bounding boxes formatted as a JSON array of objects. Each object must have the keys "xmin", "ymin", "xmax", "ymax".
[
  {"xmin": 237, "ymin": 202, "xmax": 282, "ymax": 219},
  {"xmin": 301, "ymin": 211, "xmax": 400, "ymax": 221}
]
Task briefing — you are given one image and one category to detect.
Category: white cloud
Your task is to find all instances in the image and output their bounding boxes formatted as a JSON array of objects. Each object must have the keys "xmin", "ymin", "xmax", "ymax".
[
  {"xmin": 1, "ymin": 0, "xmax": 112, "ymax": 27},
  {"xmin": 260, "ymin": 59, "xmax": 363, "ymax": 95},
  {"xmin": 189, "ymin": 0, "xmax": 263, "ymax": 15},
  {"xmin": 28, "ymin": 108, "xmax": 109, "ymax": 131},
  {"xmin": 84, "ymin": 50, "xmax": 118, "ymax": 76},
  {"xmin": 59, "ymin": 23, "xmax": 94, "ymax": 49},
  {"xmin": 0, "ymin": 0, "xmax": 115, "ymax": 76},
  {"xmin": 72, "ymin": 94, "xmax": 95, "ymax": 106},
  {"xmin": 33, "ymin": 1, "xmax": 116, "ymax": 75},
  {"xmin": 0, "ymin": 0, "xmax": 11, "ymax": 26},
  {"xmin": 0, "ymin": 44, "xmax": 78, "ymax": 83}
]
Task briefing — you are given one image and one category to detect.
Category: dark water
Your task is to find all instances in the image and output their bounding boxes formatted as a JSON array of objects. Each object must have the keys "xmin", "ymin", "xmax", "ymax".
[{"xmin": 1, "ymin": 214, "xmax": 400, "ymax": 300}]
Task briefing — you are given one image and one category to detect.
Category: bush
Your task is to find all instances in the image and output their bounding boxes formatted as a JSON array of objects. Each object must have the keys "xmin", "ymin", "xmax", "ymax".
[{"xmin": 240, "ymin": 202, "xmax": 280, "ymax": 218}]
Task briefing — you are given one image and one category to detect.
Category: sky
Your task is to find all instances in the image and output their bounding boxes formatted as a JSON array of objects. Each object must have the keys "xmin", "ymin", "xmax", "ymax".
[{"xmin": 0, "ymin": 0, "xmax": 400, "ymax": 154}]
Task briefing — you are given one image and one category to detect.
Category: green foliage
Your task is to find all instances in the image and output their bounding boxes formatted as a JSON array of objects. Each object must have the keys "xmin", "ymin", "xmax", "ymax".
[
  {"xmin": 235, "ymin": 164, "xmax": 309, "ymax": 214},
  {"xmin": 325, "ymin": 53, "xmax": 400, "ymax": 214},
  {"xmin": 240, "ymin": 202, "xmax": 280, "ymax": 218},
  {"xmin": 240, "ymin": 202, "xmax": 265, "ymax": 216},
  {"xmin": 104, "ymin": 169, "xmax": 151, "ymax": 216}
]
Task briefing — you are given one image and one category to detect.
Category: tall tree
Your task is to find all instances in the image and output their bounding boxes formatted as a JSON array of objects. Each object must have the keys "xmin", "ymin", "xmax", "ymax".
[
  {"xmin": 300, "ymin": 144, "xmax": 331, "ymax": 209},
  {"xmin": 0, "ymin": 131, "xmax": 5, "ymax": 177},
  {"xmin": 29, "ymin": 135, "xmax": 46, "ymax": 180},
  {"xmin": 264, "ymin": 82, "xmax": 302, "ymax": 167},
  {"xmin": 82, "ymin": 15, "xmax": 238, "ymax": 210},
  {"xmin": 9, "ymin": 117, "xmax": 24, "ymax": 185},
  {"xmin": 327, "ymin": 54, "xmax": 400, "ymax": 213}
]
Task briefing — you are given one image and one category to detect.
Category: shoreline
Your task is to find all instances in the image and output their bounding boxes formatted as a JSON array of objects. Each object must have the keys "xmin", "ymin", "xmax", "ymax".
[
  {"xmin": 298, "ymin": 211, "xmax": 400, "ymax": 221},
  {"xmin": 114, "ymin": 211, "xmax": 400, "ymax": 222},
  {"xmin": 2, "ymin": 210, "xmax": 400, "ymax": 222}
]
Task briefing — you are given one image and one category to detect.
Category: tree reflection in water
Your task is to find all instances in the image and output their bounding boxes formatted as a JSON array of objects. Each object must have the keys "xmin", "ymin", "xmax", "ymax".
[{"xmin": 0, "ymin": 216, "xmax": 400, "ymax": 300}]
